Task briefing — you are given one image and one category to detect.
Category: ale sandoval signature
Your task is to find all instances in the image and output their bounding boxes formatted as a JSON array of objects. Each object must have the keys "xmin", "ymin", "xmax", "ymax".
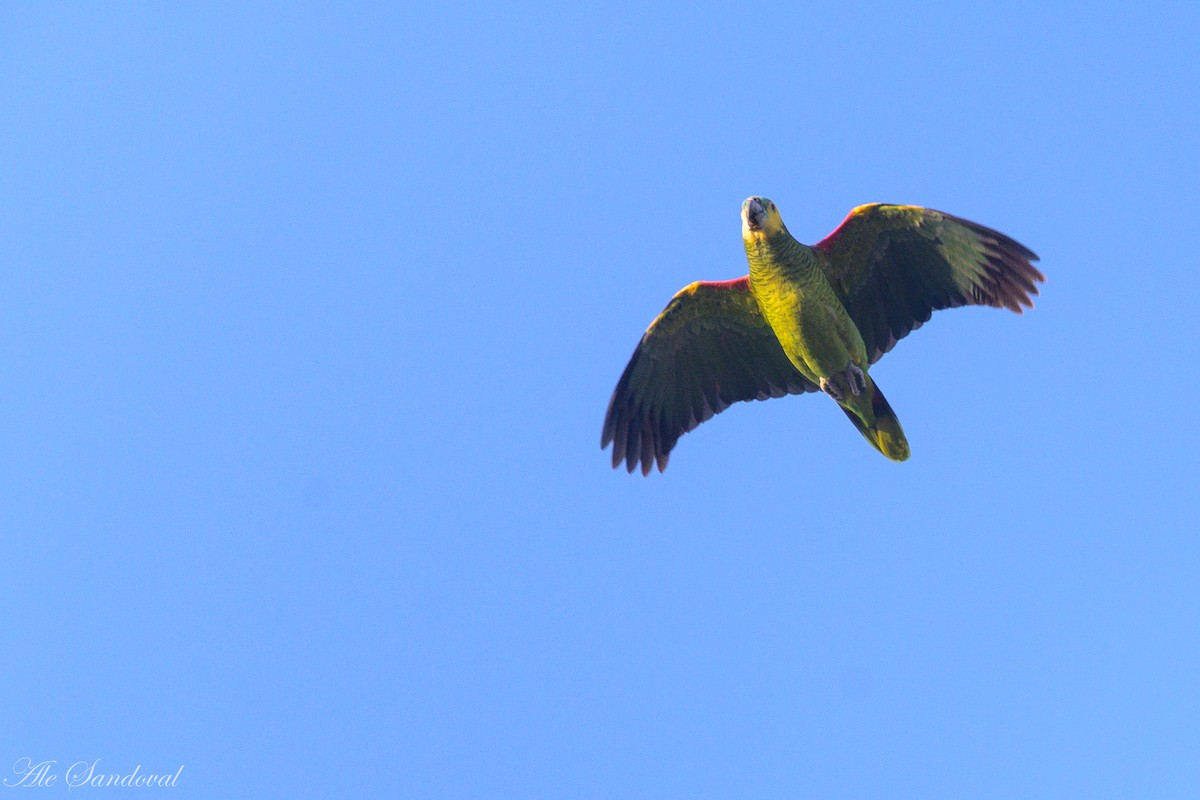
[{"xmin": 4, "ymin": 759, "xmax": 184, "ymax": 789}]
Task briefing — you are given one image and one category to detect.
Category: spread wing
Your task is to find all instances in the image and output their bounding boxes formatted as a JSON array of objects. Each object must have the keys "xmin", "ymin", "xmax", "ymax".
[
  {"xmin": 814, "ymin": 204, "xmax": 1044, "ymax": 364},
  {"xmin": 601, "ymin": 277, "xmax": 818, "ymax": 475}
]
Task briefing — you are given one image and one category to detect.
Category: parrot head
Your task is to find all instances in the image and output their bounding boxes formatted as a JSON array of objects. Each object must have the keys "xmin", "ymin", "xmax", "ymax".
[{"xmin": 741, "ymin": 196, "xmax": 785, "ymax": 239}]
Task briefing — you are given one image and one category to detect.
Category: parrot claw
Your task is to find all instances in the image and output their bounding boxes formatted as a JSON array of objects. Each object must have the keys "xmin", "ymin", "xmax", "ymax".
[
  {"xmin": 820, "ymin": 364, "xmax": 867, "ymax": 402},
  {"xmin": 819, "ymin": 376, "xmax": 843, "ymax": 402},
  {"xmin": 847, "ymin": 364, "xmax": 866, "ymax": 397}
]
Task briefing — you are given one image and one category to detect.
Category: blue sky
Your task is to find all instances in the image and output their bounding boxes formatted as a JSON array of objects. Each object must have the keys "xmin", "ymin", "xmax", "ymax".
[{"xmin": 2, "ymin": 2, "xmax": 1198, "ymax": 797}]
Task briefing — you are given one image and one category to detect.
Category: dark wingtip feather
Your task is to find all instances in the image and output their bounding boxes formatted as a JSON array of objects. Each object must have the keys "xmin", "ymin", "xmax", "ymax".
[
  {"xmin": 639, "ymin": 418, "xmax": 654, "ymax": 476},
  {"xmin": 600, "ymin": 415, "xmax": 615, "ymax": 449},
  {"xmin": 969, "ymin": 219, "xmax": 1045, "ymax": 314}
]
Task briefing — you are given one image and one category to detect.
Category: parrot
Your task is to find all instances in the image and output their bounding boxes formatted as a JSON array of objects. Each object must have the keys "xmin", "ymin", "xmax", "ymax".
[{"xmin": 602, "ymin": 198, "xmax": 1044, "ymax": 474}]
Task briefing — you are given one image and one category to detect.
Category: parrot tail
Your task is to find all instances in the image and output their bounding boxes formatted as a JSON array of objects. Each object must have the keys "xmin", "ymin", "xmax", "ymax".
[{"xmin": 839, "ymin": 378, "xmax": 910, "ymax": 462}]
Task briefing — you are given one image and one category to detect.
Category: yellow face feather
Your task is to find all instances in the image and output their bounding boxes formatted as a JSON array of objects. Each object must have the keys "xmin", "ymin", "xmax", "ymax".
[{"xmin": 741, "ymin": 196, "xmax": 785, "ymax": 241}]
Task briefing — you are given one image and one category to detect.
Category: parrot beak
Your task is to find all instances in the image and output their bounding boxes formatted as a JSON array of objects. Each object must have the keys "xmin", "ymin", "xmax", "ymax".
[{"xmin": 743, "ymin": 197, "xmax": 767, "ymax": 231}]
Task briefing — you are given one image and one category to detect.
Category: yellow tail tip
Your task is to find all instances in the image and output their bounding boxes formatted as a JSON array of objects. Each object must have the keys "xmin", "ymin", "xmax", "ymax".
[{"xmin": 878, "ymin": 432, "xmax": 910, "ymax": 461}]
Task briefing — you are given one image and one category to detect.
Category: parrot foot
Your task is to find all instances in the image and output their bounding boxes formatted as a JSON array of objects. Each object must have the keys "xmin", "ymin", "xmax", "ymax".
[
  {"xmin": 820, "ymin": 364, "xmax": 867, "ymax": 402},
  {"xmin": 846, "ymin": 364, "xmax": 866, "ymax": 396}
]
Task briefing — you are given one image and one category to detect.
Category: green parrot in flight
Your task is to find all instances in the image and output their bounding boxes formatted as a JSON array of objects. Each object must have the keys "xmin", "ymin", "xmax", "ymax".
[{"xmin": 602, "ymin": 198, "xmax": 1044, "ymax": 474}]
